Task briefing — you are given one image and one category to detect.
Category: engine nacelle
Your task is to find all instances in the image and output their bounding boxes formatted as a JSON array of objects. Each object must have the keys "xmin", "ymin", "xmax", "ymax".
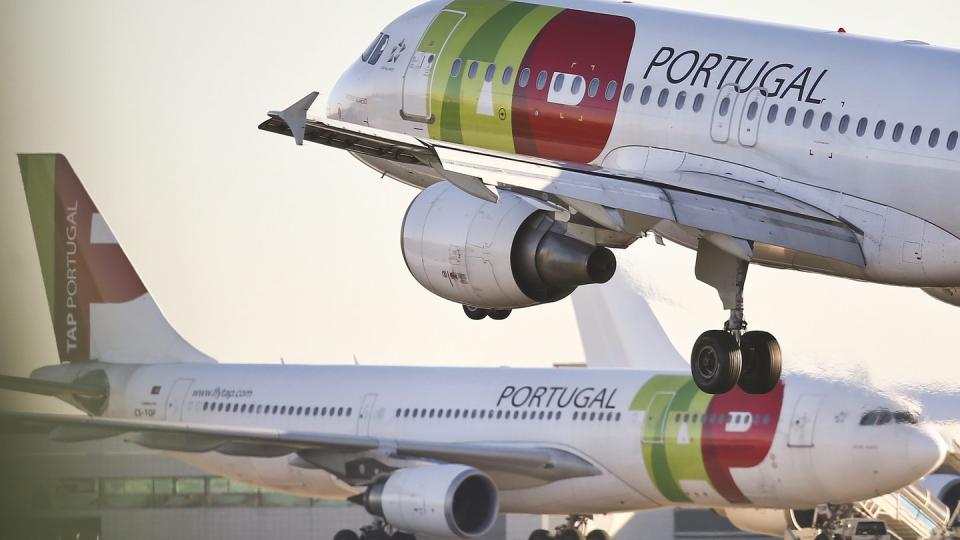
[
  {"xmin": 720, "ymin": 508, "xmax": 791, "ymax": 537},
  {"xmin": 922, "ymin": 474, "xmax": 960, "ymax": 515},
  {"xmin": 361, "ymin": 465, "xmax": 499, "ymax": 539},
  {"xmin": 402, "ymin": 182, "xmax": 616, "ymax": 309}
]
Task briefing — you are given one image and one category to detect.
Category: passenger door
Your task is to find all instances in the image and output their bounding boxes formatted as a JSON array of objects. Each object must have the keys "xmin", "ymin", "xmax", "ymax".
[
  {"xmin": 401, "ymin": 9, "xmax": 465, "ymax": 123},
  {"xmin": 356, "ymin": 393, "xmax": 379, "ymax": 436},
  {"xmin": 163, "ymin": 379, "xmax": 194, "ymax": 421},
  {"xmin": 642, "ymin": 392, "xmax": 677, "ymax": 445},
  {"xmin": 787, "ymin": 395, "xmax": 820, "ymax": 448},
  {"xmin": 738, "ymin": 87, "xmax": 766, "ymax": 147},
  {"xmin": 711, "ymin": 84, "xmax": 740, "ymax": 143}
]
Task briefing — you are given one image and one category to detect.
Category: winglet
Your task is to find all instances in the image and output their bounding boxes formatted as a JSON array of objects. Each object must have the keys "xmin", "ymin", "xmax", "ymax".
[{"xmin": 268, "ymin": 92, "xmax": 319, "ymax": 146}]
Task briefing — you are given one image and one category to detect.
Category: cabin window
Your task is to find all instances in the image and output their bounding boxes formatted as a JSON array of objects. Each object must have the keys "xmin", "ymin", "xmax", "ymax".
[
  {"xmin": 445, "ymin": 409, "xmax": 453, "ymax": 418},
  {"xmin": 239, "ymin": 404, "xmax": 246, "ymax": 413},
  {"xmin": 553, "ymin": 73, "xmax": 565, "ymax": 92},
  {"xmin": 820, "ymin": 112, "xmax": 833, "ymax": 132},
  {"xmin": 411, "ymin": 409, "xmax": 419, "ymax": 418},
  {"xmin": 911, "ymin": 126, "xmax": 923, "ymax": 145},
  {"xmin": 571, "ymin": 76, "xmax": 584, "ymax": 95},
  {"xmin": 346, "ymin": 408, "xmax": 352, "ymax": 417},
  {"xmin": 573, "ymin": 412, "xmax": 579, "ymax": 420},
  {"xmin": 929, "ymin": 128, "xmax": 941, "ymax": 148},
  {"xmin": 590, "ymin": 412, "xmax": 597, "ymax": 421},
  {"xmin": 450, "ymin": 59, "xmax": 463, "ymax": 78},
  {"xmin": 395, "ymin": 408, "xmax": 401, "ymax": 418},
  {"xmin": 453, "ymin": 409, "xmax": 460, "ymax": 419},
  {"xmin": 767, "ymin": 104, "xmax": 779, "ymax": 123},
  {"xmin": 467, "ymin": 61, "xmax": 479, "ymax": 80},
  {"xmin": 658, "ymin": 88, "xmax": 670, "ymax": 108},
  {"xmin": 622, "ymin": 83, "xmax": 635, "ymax": 103},
  {"xmin": 784, "ymin": 107, "xmax": 796, "ymax": 126},
  {"xmin": 746, "ymin": 101, "xmax": 758, "ymax": 120},
  {"xmin": 312, "ymin": 407, "xmax": 319, "ymax": 416},
  {"xmin": 361, "ymin": 33, "xmax": 389, "ymax": 65},
  {"xmin": 536, "ymin": 70, "xmax": 549, "ymax": 90},
  {"xmin": 296, "ymin": 406, "xmax": 303, "ymax": 415},
  {"xmin": 256, "ymin": 405, "xmax": 263, "ymax": 414},
  {"xmin": 675, "ymin": 91, "xmax": 687, "ymax": 110},
  {"xmin": 675, "ymin": 413, "xmax": 681, "ymax": 422},
  {"xmin": 718, "ymin": 97, "xmax": 731, "ymax": 117},
  {"xmin": 802, "ymin": 109, "xmax": 815, "ymax": 129},
  {"xmin": 320, "ymin": 407, "xmax": 327, "ymax": 416},
  {"xmin": 605, "ymin": 80, "xmax": 618, "ymax": 101},
  {"xmin": 874, "ymin": 120, "xmax": 886, "ymax": 140},
  {"xmin": 203, "ymin": 402, "xmax": 209, "ymax": 411},
  {"xmin": 856, "ymin": 118, "xmax": 868, "ymax": 137},
  {"xmin": 588, "ymin": 78, "xmax": 600, "ymax": 98},
  {"xmin": 484, "ymin": 64, "xmax": 496, "ymax": 83},
  {"xmin": 615, "ymin": 412, "xmax": 621, "ymax": 421},
  {"xmin": 520, "ymin": 411, "xmax": 528, "ymax": 420},
  {"xmin": 892, "ymin": 122, "xmax": 905, "ymax": 142},
  {"xmin": 501, "ymin": 66, "xmax": 514, "ymax": 85},
  {"xmin": 640, "ymin": 85, "xmax": 652, "ymax": 105},
  {"xmin": 948, "ymin": 131, "xmax": 959, "ymax": 150},
  {"xmin": 838, "ymin": 114, "xmax": 850, "ymax": 134},
  {"xmin": 692, "ymin": 93, "xmax": 704, "ymax": 112},
  {"xmin": 495, "ymin": 410, "xmax": 503, "ymax": 419},
  {"xmin": 518, "ymin": 67, "xmax": 531, "ymax": 88}
]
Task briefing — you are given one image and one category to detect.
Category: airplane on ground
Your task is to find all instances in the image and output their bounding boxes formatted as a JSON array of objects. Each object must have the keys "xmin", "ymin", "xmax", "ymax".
[
  {"xmin": 0, "ymin": 154, "xmax": 949, "ymax": 540},
  {"xmin": 570, "ymin": 270, "xmax": 960, "ymax": 538},
  {"xmin": 261, "ymin": 0, "xmax": 960, "ymax": 395}
]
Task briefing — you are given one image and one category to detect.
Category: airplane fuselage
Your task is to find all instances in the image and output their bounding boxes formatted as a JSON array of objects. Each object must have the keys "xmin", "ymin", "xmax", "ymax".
[
  {"xmin": 50, "ymin": 361, "xmax": 939, "ymax": 514},
  {"xmin": 330, "ymin": 0, "xmax": 960, "ymax": 288}
]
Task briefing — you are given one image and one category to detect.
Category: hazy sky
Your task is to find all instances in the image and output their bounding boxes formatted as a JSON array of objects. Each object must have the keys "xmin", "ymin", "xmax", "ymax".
[{"xmin": 2, "ymin": 0, "xmax": 959, "ymax": 410}]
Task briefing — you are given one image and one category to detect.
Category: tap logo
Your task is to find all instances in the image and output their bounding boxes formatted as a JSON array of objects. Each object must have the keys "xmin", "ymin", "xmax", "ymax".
[{"xmin": 630, "ymin": 375, "xmax": 785, "ymax": 505}]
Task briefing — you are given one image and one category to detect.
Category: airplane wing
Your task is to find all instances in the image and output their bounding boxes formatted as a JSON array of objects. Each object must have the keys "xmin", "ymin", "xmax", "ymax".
[
  {"xmin": 261, "ymin": 104, "xmax": 864, "ymax": 268},
  {"xmin": 0, "ymin": 411, "xmax": 600, "ymax": 488}
]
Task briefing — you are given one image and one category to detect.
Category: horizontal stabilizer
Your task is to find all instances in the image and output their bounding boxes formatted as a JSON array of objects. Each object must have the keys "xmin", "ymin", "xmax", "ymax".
[{"xmin": 0, "ymin": 374, "xmax": 105, "ymax": 398}]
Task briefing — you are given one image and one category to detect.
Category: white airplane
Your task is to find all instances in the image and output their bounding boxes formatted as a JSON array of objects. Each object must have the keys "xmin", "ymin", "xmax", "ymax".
[
  {"xmin": 261, "ymin": 0, "xmax": 960, "ymax": 395},
  {"xmin": 0, "ymin": 154, "xmax": 949, "ymax": 540},
  {"xmin": 571, "ymin": 271, "xmax": 960, "ymax": 537}
]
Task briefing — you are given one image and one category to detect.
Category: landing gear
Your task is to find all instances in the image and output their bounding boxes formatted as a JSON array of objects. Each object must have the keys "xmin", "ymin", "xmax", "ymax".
[
  {"xmin": 527, "ymin": 515, "xmax": 607, "ymax": 540},
  {"xmin": 462, "ymin": 305, "xmax": 512, "ymax": 320},
  {"xmin": 334, "ymin": 521, "xmax": 414, "ymax": 540},
  {"xmin": 692, "ymin": 238, "xmax": 782, "ymax": 394}
]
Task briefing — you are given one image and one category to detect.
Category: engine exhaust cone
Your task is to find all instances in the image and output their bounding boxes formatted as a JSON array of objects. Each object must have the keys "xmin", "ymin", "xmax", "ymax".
[{"xmin": 535, "ymin": 232, "xmax": 618, "ymax": 288}]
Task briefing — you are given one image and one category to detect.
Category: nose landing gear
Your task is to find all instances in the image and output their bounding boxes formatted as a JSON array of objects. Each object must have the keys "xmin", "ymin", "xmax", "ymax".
[
  {"xmin": 333, "ymin": 521, "xmax": 414, "ymax": 540},
  {"xmin": 691, "ymin": 239, "xmax": 782, "ymax": 395}
]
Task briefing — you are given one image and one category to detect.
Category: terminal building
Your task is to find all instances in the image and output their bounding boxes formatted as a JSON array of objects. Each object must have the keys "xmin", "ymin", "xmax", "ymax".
[{"xmin": 0, "ymin": 434, "xmax": 765, "ymax": 540}]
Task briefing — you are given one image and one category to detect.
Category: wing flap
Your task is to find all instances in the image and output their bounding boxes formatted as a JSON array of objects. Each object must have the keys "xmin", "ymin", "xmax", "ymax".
[{"xmin": 433, "ymin": 145, "xmax": 865, "ymax": 267}]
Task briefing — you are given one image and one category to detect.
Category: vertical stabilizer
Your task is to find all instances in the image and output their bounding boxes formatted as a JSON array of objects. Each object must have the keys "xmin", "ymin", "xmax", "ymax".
[
  {"xmin": 571, "ymin": 271, "xmax": 686, "ymax": 370},
  {"xmin": 18, "ymin": 154, "xmax": 214, "ymax": 364}
]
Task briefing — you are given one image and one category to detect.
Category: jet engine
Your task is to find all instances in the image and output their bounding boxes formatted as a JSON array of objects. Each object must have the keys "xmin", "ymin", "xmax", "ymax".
[
  {"xmin": 720, "ymin": 508, "xmax": 826, "ymax": 537},
  {"xmin": 402, "ymin": 182, "xmax": 616, "ymax": 310},
  {"xmin": 358, "ymin": 464, "xmax": 499, "ymax": 539},
  {"xmin": 924, "ymin": 474, "xmax": 960, "ymax": 515}
]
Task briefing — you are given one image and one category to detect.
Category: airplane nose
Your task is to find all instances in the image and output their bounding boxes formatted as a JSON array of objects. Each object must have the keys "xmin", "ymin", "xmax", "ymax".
[{"xmin": 908, "ymin": 427, "xmax": 948, "ymax": 477}]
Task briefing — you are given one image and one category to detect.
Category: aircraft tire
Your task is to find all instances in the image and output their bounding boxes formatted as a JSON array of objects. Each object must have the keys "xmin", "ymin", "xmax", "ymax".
[
  {"xmin": 555, "ymin": 528, "xmax": 584, "ymax": 540},
  {"xmin": 364, "ymin": 530, "xmax": 391, "ymax": 540},
  {"xmin": 488, "ymin": 309, "xmax": 512, "ymax": 320},
  {"xmin": 585, "ymin": 529, "xmax": 610, "ymax": 540},
  {"xmin": 529, "ymin": 529, "xmax": 553, "ymax": 540},
  {"xmin": 691, "ymin": 330, "xmax": 742, "ymax": 394},
  {"xmin": 737, "ymin": 331, "xmax": 782, "ymax": 394},
  {"xmin": 390, "ymin": 533, "xmax": 416, "ymax": 540},
  {"xmin": 334, "ymin": 530, "xmax": 360, "ymax": 540},
  {"xmin": 463, "ymin": 305, "xmax": 489, "ymax": 320}
]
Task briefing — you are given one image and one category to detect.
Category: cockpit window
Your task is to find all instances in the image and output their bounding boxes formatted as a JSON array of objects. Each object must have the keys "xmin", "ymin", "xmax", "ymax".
[
  {"xmin": 860, "ymin": 409, "xmax": 920, "ymax": 426},
  {"xmin": 362, "ymin": 33, "xmax": 390, "ymax": 65}
]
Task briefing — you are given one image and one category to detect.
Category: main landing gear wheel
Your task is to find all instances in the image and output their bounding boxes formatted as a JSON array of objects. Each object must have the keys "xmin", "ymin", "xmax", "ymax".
[
  {"xmin": 364, "ymin": 530, "xmax": 390, "ymax": 540},
  {"xmin": 488, "ymin": 308, "xmax": 512, "ymax": 320},
  {"xmin": 463, "ymin": 305, "xmax": 488, "ymax": 320},
  {"xmin": 738, "ymin": 331, "xmax": 782, "ymax": 394},
  {"xmin": 586, "ymin": 530, "xmax": 611, "ymax": 540},
  {"xmin": 334, "ymin": 531, "xmax": 360, "ymax": 540},
  {"xmin": 691, "ymin": 330, "xmax": 742, "ymax": 394},
  {"xmin": 528, "ymin": 530, "xmax": 553, "ymax": 540},
  {"xmin": 390, "ymin": 533, "xmax": 416, "ymax": 540},
  {"xmin": 555, "ymin": 529, "xmax": 584, "ymax": 540}
]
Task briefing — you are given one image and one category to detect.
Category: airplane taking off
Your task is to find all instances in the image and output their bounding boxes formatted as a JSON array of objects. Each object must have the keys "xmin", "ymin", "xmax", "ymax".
[
  {"xmin": 262, "ymin": 0, "xmax": 960, "ymax": 395},
  {"xmin": 0, "ymin": 155, "xmax": 949, "ymax": 540}
]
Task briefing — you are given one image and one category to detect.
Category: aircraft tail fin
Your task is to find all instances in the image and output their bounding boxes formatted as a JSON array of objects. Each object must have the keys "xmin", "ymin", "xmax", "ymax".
[
  {"xmin": 571, "ymin": 271, "xmax": 687, "ymax": 370},
  {"xmin": 17, "ymin": 154, "xmax": 214, "ymax": 364}
]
